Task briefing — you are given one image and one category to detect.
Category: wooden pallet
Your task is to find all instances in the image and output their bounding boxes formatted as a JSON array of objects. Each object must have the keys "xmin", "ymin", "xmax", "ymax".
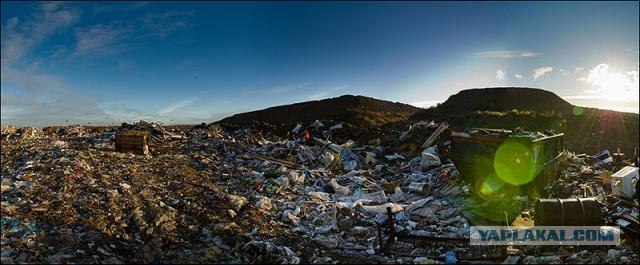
[{"xmin": 115, "ymin": 130, "xmax": 150, "ymax": 155}]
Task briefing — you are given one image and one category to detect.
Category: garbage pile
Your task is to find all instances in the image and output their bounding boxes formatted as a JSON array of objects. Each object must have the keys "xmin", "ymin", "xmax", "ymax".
[
  {"xmin": 520, "ymin": 149, "xmax": 639, "ymax": 264},
  {"xmin": 118, "ymin": 120, "xmax": 185, "ymax": 144},
  {"xmin": 549, "ymin": 148, "xmax": 639, "ymax": 233},
  {"xmin": 1, "ymin": 120, "xmax": 639, "ymax": 264}
]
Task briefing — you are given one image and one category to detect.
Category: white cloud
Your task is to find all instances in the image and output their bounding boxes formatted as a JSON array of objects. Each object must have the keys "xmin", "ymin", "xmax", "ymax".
[
  {"xmin": 533, "ymin": 66, "xmax": 554, "ymax": 79},
  {"xmin": 1, "ymin": 3, "xmax": 200, "ymax": 126},
  {"xmin": 563, "ymin": 63, "xmax": 640, "ymax": 113},
  {"xmin": 577, "ymin": 64, "xmax": 639, "ymax": 99},
  {"xmin": 496, "ymin": 70, "xmax": 506, "ymax": 81},
  {"xmin": 308, "ymin": 85, "xmax": 348, "ymax": 100},
  {"xmin": 476, "ymin": 50, "xmax": 540, "ymax": 58},
  {"xmin": 514, "ymin": 74, "xmax": 523, "ymax": 79},
  {"xmin": 157, "ymin": 99, "xmax": 195, "ymax": 116},
  {"xmin": 1, "ymin": 3, "xmax": 80, "ymax": 65},
  {"xmin": 575, "ymin": 67, "xmax": 584, "ymax": 73},
  {"xmin": 0, "ymin": 3, "xmax": 108, "ymax": 127},
  {"xmin": 72, "ymin": 24, "xmax": 133, "ymax": 57},
  {"xmin": 71, "ymin": 10, "xmax": 195, "ymax": 58},
  {"xmin": 140, "ymin": 10, "xmax": 194, "ymax": 37}
]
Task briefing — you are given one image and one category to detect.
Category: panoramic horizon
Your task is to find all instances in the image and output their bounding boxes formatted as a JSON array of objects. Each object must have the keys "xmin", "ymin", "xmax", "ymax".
[
  {"xmin": 2, "ymin": 2, "xmax": 639, "ymax": 264},
  {"xmin": 2, "ymin": 1, "xmax": 639, "ymax": 127}
]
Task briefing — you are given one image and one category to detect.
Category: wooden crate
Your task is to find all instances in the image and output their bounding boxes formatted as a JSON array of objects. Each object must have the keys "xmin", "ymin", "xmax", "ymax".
[{"xmin": 115, "ymin": 130, "xmax": 150, "ymax": 155}]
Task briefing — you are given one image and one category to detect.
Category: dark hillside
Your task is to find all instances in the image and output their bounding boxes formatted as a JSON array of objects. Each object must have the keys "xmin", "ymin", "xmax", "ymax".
[{"xmin": 218, "ymin": 95, "xmax": 422, "ymax": 127}]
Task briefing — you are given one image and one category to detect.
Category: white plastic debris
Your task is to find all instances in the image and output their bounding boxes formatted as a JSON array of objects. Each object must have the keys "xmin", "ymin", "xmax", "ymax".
[
  {"xmin": 413, "ymin": 257, "xmax": 437, "ymax": 264},
  {"xmin": 359, "ymin": 203, "xmax": 404, "ymax": 214},
  {"xmin": 329, "ymin": 178, "xmax": 352, "ymax": 196},
  {"xmin": 292, "ymin": 123, "xmax": 302, "ymax": 134},
  {"xmin": 610, "ymin": 166, "xmax": 638, "ymax": 198},
  {"xmin": 320, "ymin": 152, "xmax": 335, "ymax": 168},
  {"xmin": 329, "ymin": 123, "xmax": 343, "ymax": 130},
  {"xmin": 312, "ymin": 120, "xmax": 324, "ymax": 129},
  {"xmin": 385, "ymin": 153, "xmax": 405, "ymax": 161},
  {"xmin": 307, "ymin": 191, "xmax": 331, "ymax": 201},
  {"xmin": 420, "ymin": 147, "xmax": 441, "ymax": 169},
  {"xmin": 406, "ymin": 182, "xmax": 431, "ymax": 195},
  {"xmin": 273, "ymin": 175, "xmax": 291, "ymax": 188},
  {"xmin": 288, "ymin": 171, "xmax": 305, "ymax": 185}
]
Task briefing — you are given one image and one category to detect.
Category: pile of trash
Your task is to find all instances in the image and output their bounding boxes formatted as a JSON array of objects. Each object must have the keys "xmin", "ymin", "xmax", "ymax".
[
  {"xmin": 1, "ymin": 120, "xmax": 638, "ymax": 264},
  {"xmin": 118, "ymin": 120, "xmax": 185, "ymax": 143},
  {"xmin": 512, "ymin": 149, "xmax": 639, "ymax": 265},
  {"xmin": 547, "ymin": 149, "xmax": 639, "ymax": 236}
]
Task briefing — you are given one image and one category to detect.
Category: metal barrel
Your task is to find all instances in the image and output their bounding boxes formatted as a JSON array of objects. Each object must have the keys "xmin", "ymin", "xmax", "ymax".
[{"xmin": 534, "ymin": 198, "xmax": 603, "ymax": 226}]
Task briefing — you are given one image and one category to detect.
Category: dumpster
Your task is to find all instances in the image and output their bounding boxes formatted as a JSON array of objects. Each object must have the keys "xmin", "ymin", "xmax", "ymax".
[
  {"xmin": 448, "ymin": 128, "xmax": 563, "ymax": 194},
  {"xmin": 445, "ymin": 128, "xmax": 564, "ymax": 223}
]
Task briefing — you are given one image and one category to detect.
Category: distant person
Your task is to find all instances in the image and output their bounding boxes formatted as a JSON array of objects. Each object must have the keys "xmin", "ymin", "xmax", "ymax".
[{"xmin": 301, "ymin": 129, "xmax": 310, "ymax": 143}]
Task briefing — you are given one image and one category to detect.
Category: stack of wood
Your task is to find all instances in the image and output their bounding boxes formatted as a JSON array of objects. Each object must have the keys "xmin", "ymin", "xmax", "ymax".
[{"xmin": 115, "ymin": 130, "xmax": 150, "ymax": 155}]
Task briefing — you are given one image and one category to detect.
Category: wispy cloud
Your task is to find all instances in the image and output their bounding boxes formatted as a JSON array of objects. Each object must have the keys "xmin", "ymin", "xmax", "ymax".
[
  {"xmin": 71, "ymin": 9, "xmax": 195, "ymax": 59},
  {"xmin": 533, "ymin": 66, "xmax": 553, "ymax": 79},
  {"xmin": 157, "ymin": 99, "xmax": 195, "ymax": 116},
  {"xmin": 99, "ymin": 102, "xmax": 151, "ymax": 122},
  {"xmin": 307, "ymin": 85, "xmax": 348, "ymax": 100},
  {"xmin": 1, "ymin": 2, "xmax": 107, "ymax": 126},
  {"xmin": 1, "ymin": 3, "xmax": 201, "ymax": 126},
  {"xmin": 496, "ymin": 70, "xmax": 506, "ymax": 80},
  {"xmin": 71, "ymin": 23, "xmax": 133, "ymax": 57},
  {"xmin": 514, "ymin": 73, "xmax": 523, "ymax": 79},
  {"xmin": 90, "ymin": 1, "xmax": 150, "ymax": 17},
  {"xmin": 558, "ymin": 68, "xmax": 569, "ymax": 75},
  {"xmin": 1, "ymin": 2, "xmax": 80, "ymax": 65},
  {"xmin": 140, "ymin": 10, "xmax": 194, "ymax": 38},
  {"xmin": 476, "ymin": 50, "xmax": 540, "ymax": 58}
]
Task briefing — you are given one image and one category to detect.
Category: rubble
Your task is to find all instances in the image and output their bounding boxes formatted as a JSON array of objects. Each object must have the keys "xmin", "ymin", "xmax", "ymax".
[
  {"xmin": 1, "ymin": 120, "xmax": 638, "ymax": 264},
  {"xmin": 1, "ymin": 125, "xmax": 17, "ymax": 139}
]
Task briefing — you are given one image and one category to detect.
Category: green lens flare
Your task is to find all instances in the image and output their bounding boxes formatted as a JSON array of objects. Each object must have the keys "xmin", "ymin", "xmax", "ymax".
[
  {"xmin": 493, "ymin": 139, "xmax": 541, "ymax": 185},
  {"xmin": 572, "ymin": 106, "xmax": 584, "ymax": 116},
  {"xmin": 475, "ymin": 173, "xmax": 505, "ymax": 200}
]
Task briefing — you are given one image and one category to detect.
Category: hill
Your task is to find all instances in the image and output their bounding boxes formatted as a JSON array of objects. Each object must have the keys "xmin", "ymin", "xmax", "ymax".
[
  {"xmin": 413, "ymin": 87, "xmax": 573, "ymax": 118},
  {"xmin": 412, "ymin": 87, "xmax": 639, "ymax": 155},
  {"xmin": 217, "ymin": 95, "xmax": 422, "ymax": 127}
]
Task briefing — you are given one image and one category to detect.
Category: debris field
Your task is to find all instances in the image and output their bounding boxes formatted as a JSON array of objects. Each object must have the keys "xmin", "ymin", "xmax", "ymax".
[{"xmin": 1, "ymin": 120, "xmax": 638, "ymax": 264}]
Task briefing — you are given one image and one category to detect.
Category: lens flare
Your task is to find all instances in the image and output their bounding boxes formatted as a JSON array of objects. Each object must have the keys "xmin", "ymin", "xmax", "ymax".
[
  {"xmin": 493, "ymin": 139, "xmax": 542, "ymax": 185},
  {"xmin": 475, "ymin": 173, "xmax": 505, "ymax": 200},
  {"xmin": 572, "ymin": 106, "xmax": 584, "ymax": 116}
]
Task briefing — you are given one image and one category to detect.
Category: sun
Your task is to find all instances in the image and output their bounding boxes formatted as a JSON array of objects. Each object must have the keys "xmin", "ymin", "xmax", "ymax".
[{"xmin": 583, "ymin": 64, "xmax": 639, "ymax": 101}]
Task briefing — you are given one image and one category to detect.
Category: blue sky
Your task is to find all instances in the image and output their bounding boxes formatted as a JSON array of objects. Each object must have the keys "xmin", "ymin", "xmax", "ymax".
[{"xmin": 1, "ymin": 1, "xmax": 638, "ymax": 126}]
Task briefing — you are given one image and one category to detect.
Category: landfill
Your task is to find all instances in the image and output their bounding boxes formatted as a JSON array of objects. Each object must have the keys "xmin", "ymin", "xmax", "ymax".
[{"xmin": 1, "ymin": 120, "xmax": 638, "ymax": 264}]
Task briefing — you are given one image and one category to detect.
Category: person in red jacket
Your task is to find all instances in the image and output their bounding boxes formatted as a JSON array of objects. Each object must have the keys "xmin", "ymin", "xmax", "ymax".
[{"xmin": 302, "ymin": 130, "xmax": 310, "ymax": 142}]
